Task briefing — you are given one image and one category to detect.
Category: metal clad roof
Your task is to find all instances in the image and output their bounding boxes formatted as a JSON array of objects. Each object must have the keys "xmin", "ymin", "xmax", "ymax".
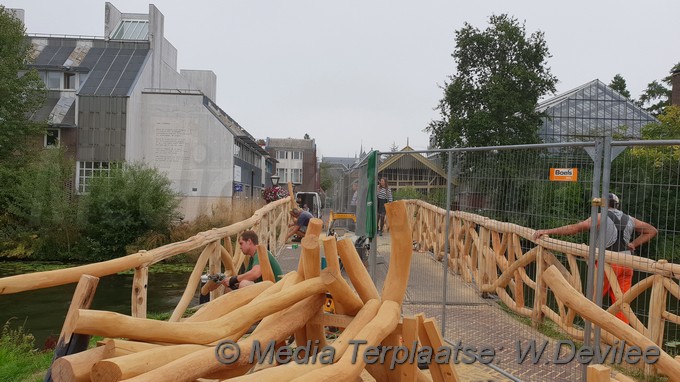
[
  {"xmin": 31, "ymin": 92, "xmax": 60, "ymax": 122},
  {"xmin": 78, "ymin": 47, "xmax": 105, "ymax": 69},
  {"xmin": 33, "ymin": 46, "xmax": 60, "ymax": 66},
  {"xmin": 79, "ymin": 47, "xmax": 149, "ymax": 96},
  {"xmin": 50, "ymin": 46, "xmax": 74, "ymax": 66}
]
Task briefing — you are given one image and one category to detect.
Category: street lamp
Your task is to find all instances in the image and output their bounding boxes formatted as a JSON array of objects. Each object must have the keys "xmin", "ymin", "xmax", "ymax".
[{"xmin": 270, "ymin": 175, "xmax": 280, "ymax": 187}]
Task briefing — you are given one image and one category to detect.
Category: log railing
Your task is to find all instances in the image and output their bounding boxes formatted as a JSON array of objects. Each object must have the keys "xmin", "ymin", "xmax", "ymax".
[
  {"xmin": 405, "ymin": 199, "xmax": 680, "ymax": 376},
  {"xmin": 0, "ymin": 190, "xmax": 297, "ymax": 320}
]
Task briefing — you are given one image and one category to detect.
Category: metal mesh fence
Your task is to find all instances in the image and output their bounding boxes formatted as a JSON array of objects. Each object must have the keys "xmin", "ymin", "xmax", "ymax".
[
  {"xmin": 322, "ymin": 140, "xmax": 679, "ymax": 381},
  {"xmin": 609, "ymin": 143, "xmax": 680, "ymax": 356}
]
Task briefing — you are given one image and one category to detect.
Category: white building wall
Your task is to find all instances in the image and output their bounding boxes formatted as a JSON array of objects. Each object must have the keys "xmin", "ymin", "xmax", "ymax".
[
  {"xmin": 180, "ymin": 70, "xmax": 217, "ymax": 101},
  {"xmin": 140, "ymin": 92, "xmax": 234, "ymax": 219}
]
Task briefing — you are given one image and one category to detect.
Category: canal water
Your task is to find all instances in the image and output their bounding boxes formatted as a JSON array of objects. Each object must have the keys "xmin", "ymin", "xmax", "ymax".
[{"xmin": 0, "ymin": 263, "xmax": 197, "ymax": 348}]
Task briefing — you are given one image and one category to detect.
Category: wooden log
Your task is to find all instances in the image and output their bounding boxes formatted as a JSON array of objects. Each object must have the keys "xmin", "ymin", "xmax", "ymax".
[
  {"xmin": 124, "ymin": 294, "xmax": 326, "ymax": 382},
  {"xmin": 400, "ymin": 317, "xmax": 419, "ymax": 382},
  {"xmin": 587, "ymin": 364, "xmax": 611, "ymax": 382},
  {"xmin": 308, "ymin": 312, "xmax": 355, "ymax": 329},
  {"xmin": 45, "ymin": 274, "xmax": 99, "ymax": 382},
  {"xmin": 531, "ymin": 246, "xmax": 546, "ymax": 327},
  {"xmin": 420, "ymin": 317, "xmax": 460, "ymax": 382},
  {"xmin": 301, "ymin": 236, "xmax": 321, "ymax": 280},
  {"xmin": 102, "ymin": 339, "xmax": 159, "ymax": 357},
  {"xmin": 73, "ymin": 274, "xmax": 332, "ymax": 344},
  {"xmin": 300, "ymin": 235, "xmax": 327, "ymax": 348},
  {"xmin": 0, "ymin": 253, "xmax": 149, "ymax": 295},
  {"xmin": 169, "ymin": 242, "xmax": 214, "ymax": 322},
  {"xmin": 543, "ymin": 265, "xmax": 680, "ymax": 379},
  {"xmin": 223, "ymin": 235, "xmax": 235, "ymax": 273},
  {"xmin": 91, "ymin": 344, "xmax": 206, "ymax": 382},
  {"xmin": 381, "ymin": 326, "xmax": 403, "ymax": 381},
  {"xmin": 257, "ymin": 244, "xmax": 276, "ymax": 283},
  {"xmin": 208, "ymin": 237, "xmax": 223, "ymax": 300},
  {"xmin": 289, "ymin": 300, "xmax": 401, "ymax": 382},
  {"xmin": 307, "ymin": 218, "xmax": 324, "ymax": 237},
  {"xmin": 206, "ymin": 293, "xmax": 326, "ymax": 379},
  {"xmin": 52, "ymin": 339, "xmax": 115, "ymax": 382},
  {"xmin": 481, "ymin": 247, "xmax": 537, "ymax": 293},
  {"xmin": 646, "ymin": 274, "xmax": 668, "ymax": 377},
  {"xmin": 382, "ymin": 201, "xmax": 414, "ymax": 304},
  {"xmin": 94, "ymin": 276, "xmax": 297, "ymax": 381},
  {"xmin": 337, "ymin": 238, "xmax": 380, "ymax": 303},
  {"xmin": 322, "ymin": 236, "xmax": 348, "ymax": 315},
  {"xmin": 185, "ymin": 281, "xmax": 273, "ymax": 322},
  {"xmin": 131, "ymin": 265, "xmax": 148, "ymax": 318},
  {"xmin": 228, "ymin": 300, "xmax": 382, "ymax": 382},
  {"xmin": 323, "ymin": 270, "xmax": 364, "ymax": 316}
]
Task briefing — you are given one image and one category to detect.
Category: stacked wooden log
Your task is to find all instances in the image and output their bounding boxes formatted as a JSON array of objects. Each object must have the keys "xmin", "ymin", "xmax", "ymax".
[{"xmin": 48, "ymin": 200, "xmax": 460, "ymax": 382}]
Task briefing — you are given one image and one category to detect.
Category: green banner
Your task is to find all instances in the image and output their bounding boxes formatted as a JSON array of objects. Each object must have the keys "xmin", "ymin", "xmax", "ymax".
[{"xmin": 365, "ymin": 151, "xmax": 377, "ymax": 239}]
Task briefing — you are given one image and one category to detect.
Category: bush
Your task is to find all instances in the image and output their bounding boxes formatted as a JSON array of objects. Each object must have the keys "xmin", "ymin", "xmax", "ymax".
[
  {"xmin": 77, "ymin": 163, "xmax": 181, "ymax": 260},
  {"xmin": 393, "ymin": 187, "xmax": 422, "ymax": 201},
  {"xmin": 1, "ymin": 147, "xmax": 78, "ymax": 259}
]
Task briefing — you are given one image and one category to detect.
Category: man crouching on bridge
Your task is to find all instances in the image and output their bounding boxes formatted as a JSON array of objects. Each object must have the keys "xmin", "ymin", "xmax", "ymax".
[{"xmin": 204, "ymin": 230, "xmax": 283, "ymax": 294}]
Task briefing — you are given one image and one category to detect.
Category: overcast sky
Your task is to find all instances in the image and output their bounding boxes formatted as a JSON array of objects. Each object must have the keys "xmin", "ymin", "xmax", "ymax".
[{"xmin": 4, "ymin": 1, "xmax": 679, "ymax": 158}]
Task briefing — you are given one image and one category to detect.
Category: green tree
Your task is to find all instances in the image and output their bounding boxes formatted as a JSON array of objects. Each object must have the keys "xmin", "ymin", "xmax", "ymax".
[
  {"xmin": 0, "ymin": 6, "xmax": 46, "ymax": 162},
  {"xmin": 78, "ymin": 163, "xmax": 181, "ymax": 260},
  {"xmin": 610, "ymin": 106, "xmax": 680, "ymax": 261},
  {"xmin": 3, "ymin": 147, "xmax": 79, "ymax": 258},
  {"xmin": 319, "ymin": 162, "xmax": 333, "ymax": 192},
  {"xmin": 427, "ymin": 14, "xmax": 557, "ymax": 149},
  {"xmin": 638, "ymin": 62, "xmax": 680, "ymax": 116},
  {"xmin": 609, "ymin": 74, "xmax": 631, "ymax": 99},
  {"xmin": 0, "ymin": 6, "xmax": 47, "ymax": 218}
]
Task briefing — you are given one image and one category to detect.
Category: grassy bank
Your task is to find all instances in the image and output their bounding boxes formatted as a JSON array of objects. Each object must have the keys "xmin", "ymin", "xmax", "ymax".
[{"xmin": 0, "ymin": 320, "xmax": 52, "ymax": 382}]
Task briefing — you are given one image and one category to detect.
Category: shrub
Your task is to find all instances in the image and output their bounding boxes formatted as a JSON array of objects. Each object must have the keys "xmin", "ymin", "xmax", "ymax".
[
  {"xmin": 1, "ymin": 147, "xmax": 78, "ymax": 259},
  {"xmin": 77, "ymin": 163, "xmax": 181, "ymax": 260},
  {"xmin": 392, "ymin": 187, "xmax": 422, "ymax": 201}
]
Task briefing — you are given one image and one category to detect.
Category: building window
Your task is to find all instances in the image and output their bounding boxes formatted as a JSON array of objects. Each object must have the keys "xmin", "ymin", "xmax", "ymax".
[
  {"xmin": 64, "ymin": 73, "xmax": 76, "ymax": 89},
  {"xmin": 46, "ymin": 72, "xmax": 61, "ymax": 89},
  {"xmin": 291, "ymin": 168, "xmax": 302, "ymax": 184},
  {"xmin": 77, "ymin": 161, "xmax": 119, "ymax": 193},
  {"xmin": 292, "ymin": 151, "xmax": 303, "ymax": 160},
  {"xmin": 277, "ymin": 168, "xmax": 287, "ymax": 183},
  {"xmin": 276, "ymin": 150, "xmax": 287, "ymax": 160},
  {"xmin": 45, "ymin": 128, "xmax": 60, "ymax": 147}
]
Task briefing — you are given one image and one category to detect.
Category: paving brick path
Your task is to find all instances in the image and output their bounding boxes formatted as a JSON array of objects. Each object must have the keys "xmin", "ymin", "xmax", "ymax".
[{"xmin": 275, "ymin": 233, "xmax": 585, "ymax": 381}]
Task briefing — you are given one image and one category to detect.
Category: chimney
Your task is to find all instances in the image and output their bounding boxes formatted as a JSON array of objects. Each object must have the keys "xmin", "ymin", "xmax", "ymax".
[{"xmin": 672, "ymin": 69, "xmax": 680, "ymax": 107}]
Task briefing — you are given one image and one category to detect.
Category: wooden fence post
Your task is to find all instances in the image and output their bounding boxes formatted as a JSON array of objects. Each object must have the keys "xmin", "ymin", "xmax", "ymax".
[
  {"xmin": 45, "ymin": 274, "xmax": 99, "ymax": 382},
  {"xmin": 532, "ymin": 246, "xmax": 546, "ymax": 327},
  {"xmin": 645, "ymin": 272, "xmax": 668, "ymax": 377},
  {"xmin": 131, "ymin": 261, "xmax": 148, "ymax": 318}
]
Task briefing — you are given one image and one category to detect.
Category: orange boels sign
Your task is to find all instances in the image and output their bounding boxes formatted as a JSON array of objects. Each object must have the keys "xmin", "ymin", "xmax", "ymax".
[{"xmin": 549, "ymin": 168, "xmax": 578, "ymax": 182}]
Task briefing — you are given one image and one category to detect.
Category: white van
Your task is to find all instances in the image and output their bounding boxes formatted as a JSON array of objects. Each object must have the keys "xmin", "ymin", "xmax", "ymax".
[{"xmin": 295, "ymin": 192, "xmax": 322, "ymax": 219}]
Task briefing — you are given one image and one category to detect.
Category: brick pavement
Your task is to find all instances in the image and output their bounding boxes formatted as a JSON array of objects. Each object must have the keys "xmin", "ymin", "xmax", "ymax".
[{"xmin": 274, "ymin": 233, "xmax": 585, "ymax": 381}]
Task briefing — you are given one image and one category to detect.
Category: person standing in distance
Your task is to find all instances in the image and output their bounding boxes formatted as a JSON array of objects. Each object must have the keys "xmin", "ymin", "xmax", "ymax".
[
  {"xmin": 377, "ymin": 177, "xmax": 393, "ymax": 236},
  {"xmin": 533, "ymin": 193, "xmax": 657, "ymax": 323}
]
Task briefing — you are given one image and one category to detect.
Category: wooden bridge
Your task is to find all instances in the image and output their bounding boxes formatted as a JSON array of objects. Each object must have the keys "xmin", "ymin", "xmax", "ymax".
[{"xmin": 2, "ymin": 189, "xmax": 680, "ymax": 381}]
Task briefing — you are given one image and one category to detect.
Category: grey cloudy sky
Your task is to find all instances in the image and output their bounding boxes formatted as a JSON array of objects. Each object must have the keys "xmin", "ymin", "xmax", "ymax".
[{"xmin": 5, "ymin": 1, "xmax": 679, "ymax": 158}]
